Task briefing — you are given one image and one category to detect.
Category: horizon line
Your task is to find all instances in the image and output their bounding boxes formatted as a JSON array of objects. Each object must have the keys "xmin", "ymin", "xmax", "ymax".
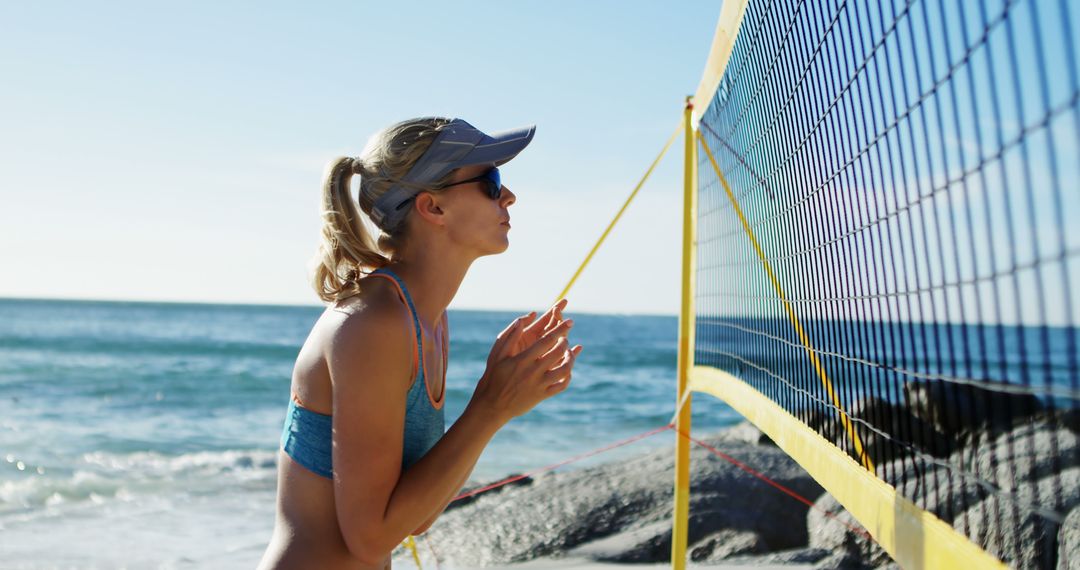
[{"xmin": 0, "ymin": 294, "xmax": 679, "ymax": 319}]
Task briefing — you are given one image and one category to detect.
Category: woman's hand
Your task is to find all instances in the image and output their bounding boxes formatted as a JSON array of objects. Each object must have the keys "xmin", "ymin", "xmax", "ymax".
[
  {"xmin": 500, "ymin": 299, "xmax": 569, "ymax": 360},
  {"xmin": 470, "ymin": 300, "xmax": 583, "ymax": 427}
]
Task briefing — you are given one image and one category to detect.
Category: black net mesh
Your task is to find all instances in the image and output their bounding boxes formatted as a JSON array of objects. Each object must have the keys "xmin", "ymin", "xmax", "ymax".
[{"xmin": 694, "ymin": 0, "xmax": 1080, "ymax": 566}]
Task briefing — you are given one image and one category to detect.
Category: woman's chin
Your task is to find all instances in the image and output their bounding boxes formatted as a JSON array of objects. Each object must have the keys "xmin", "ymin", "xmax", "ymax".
[
  {"xmin": 472, "ymin": 238, "xmax": 510, "ymax": 258},
  {"xmin": 487, "ymin": 237, "xmax": 510, "ymax": 256}
]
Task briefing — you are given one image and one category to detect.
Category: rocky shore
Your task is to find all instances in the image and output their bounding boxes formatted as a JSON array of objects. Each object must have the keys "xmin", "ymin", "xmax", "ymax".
[
  {"xmin": 402, "ymin": 422, "xmax": 847, "ymax": 568},
  {"xmin": 402, "ymin": 409, "xmax": 1079, "ymax": 569},
  {"xmin": 817, "ymin": 402, "xmax": 1080, "ymax": 569}
]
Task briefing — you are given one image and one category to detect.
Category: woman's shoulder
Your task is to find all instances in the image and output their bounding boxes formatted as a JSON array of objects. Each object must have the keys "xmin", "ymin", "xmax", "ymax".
[{"xmin": 317, "ymin": 278, "xmax": 413, "ymax": 359}]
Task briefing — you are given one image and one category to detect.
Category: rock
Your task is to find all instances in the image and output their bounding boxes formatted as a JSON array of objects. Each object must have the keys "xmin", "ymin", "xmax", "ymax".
[
  {"xmin": 807, "ymin": 493, "xmax": 891, "ymax": 568},
  {"xmin": 954, "ymin": 467, "xmax": 1080, "ymax": 569},
  {"xmin": 562, "ymin": 522, "xmax": 767, "ymax": 564},
  {"xmin": 1057, "ymin": 505, "xmax": 1080, "ymax": 570},
  {"xmin": 950, "ymin": 421, "xmax": 1080, "ymax": 490},
  {"xmin": 886, "ymin": 421, "xmax": 1080, "ymax": 527},
  {"xmin": 904, "ymin": 380, "xmax": 1044, "ymax": 444},
  {"xmin": 563, "ymin": 520, "xmax": 672, "ymax": 563},
  {"xmin": 805, "ymin": 405, "xmax": 851, "ymax": 451},
  {"xmin": 688, "ymin": 529, "xmax": 765, "ymax": 562},
  {"xmin": 851, "ymin": 396, "xmax": 956, "ymax": 465},
  {"xmin": 804, "ymin": 397, "xmax": 954, "ymax": 466},
  {"xmin": 1058, "ymin": 408, "xmax": 1080, "ymax": 434},
  {"xmin": 890, "ymin": 464, "xmax": 959, "ymax": 521},
  {"xmin": 713, "ymin": 420, "xmax": 776, "ymax": 447},
  {"xmin": 815, "ymin": 423, "xmax": 1080, "ymax": 568},
  {"xmin": 723, "ymin": 546, "xmax": 832, "ymax": 566},
  {"xmin": 419, "ymin": 428, "xmax": 825, "ymax": 566},
  {"xmin": 446, "ymin": 475, "xmax": 535, "ymax": 511},
  {"xmin": 812, "ymin": 550, "xmax": 877, "ymax": 570}
]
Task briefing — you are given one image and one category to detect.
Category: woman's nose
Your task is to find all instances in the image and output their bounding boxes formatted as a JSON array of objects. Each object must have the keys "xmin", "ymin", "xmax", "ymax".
[{"xmin": 499, "ymin": 185, "xmax": 516, "ymax": 207}]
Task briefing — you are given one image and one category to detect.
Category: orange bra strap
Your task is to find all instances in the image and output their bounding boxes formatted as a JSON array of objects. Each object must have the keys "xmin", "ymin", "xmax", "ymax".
[
  {"xmin": 438, "ymin": 312, "xmax": 448, "ymax": 403},
  {"xmin": 291, "ymin": 391, "xmax": 332, "ymax": 416},
  {"xmin": 364, "ymin": 272, "xmax": 421, "ymax": 386},
  {"xmin": 441, "ymin": 311, "xmax": 449, "ymax": 371}
]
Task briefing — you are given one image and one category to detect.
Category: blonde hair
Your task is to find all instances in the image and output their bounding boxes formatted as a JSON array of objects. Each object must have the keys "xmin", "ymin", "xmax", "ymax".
[{"xmin": 310, "ymin": 117, "xmax": 456, "ymax": 303}]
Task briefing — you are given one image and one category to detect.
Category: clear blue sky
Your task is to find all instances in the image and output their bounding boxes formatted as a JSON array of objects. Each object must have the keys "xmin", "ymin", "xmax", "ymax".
[{"xmin": 0, "ymin": 1, "xmax": 722, "ymax": 315}]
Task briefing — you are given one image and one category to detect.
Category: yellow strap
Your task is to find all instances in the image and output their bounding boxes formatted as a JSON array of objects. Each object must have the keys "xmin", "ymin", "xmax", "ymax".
[
  {"xmin": 552, "ymin": 121, "xmax": 684, "ymax": 306},
  {"xmin": 403, "ymin": 535, "xmax": 422, "ymax": 568},
  {"xmin": 695, "ymin": 130, "xmax": 874, "ymax": 472}
]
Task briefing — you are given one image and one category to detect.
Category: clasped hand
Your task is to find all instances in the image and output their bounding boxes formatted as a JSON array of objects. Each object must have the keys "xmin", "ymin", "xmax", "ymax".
[{"xmin": 472, "ymin": 299, "xmax": 583, "ymax": 424}]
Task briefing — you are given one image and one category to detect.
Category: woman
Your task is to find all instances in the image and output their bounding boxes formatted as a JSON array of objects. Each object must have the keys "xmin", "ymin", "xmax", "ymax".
[{"xmin": 258, "ymin": 117, "xmax": 583, "ymax": 569}]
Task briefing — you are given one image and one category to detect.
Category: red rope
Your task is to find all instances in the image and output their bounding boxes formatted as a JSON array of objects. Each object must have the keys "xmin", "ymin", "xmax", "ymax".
[{"xmin": 668, "ymin": 425, "xmax": 875, "ymax": 541}]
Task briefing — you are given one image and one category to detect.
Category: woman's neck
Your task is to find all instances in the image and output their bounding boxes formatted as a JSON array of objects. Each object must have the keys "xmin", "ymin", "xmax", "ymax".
[{"xmin": 384, "ymin": 248, "xmax": 473, "ymax": 331}]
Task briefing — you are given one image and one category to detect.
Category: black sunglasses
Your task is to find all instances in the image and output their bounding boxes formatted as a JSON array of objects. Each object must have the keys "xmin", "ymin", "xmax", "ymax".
[{"xmin": 436, "ymin": 168, "xmax": 502, "ymax": 199}]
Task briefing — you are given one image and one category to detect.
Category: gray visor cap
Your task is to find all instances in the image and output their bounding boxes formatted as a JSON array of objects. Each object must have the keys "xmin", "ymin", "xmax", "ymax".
[{"xmin": 370, "ymin": 118, "xmax": 536, "ymax": 231}]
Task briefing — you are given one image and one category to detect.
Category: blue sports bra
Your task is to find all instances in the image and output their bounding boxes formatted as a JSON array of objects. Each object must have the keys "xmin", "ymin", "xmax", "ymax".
[{"xmin": 280, "ymin": 267, "xmax": 447, "ymax": 479}]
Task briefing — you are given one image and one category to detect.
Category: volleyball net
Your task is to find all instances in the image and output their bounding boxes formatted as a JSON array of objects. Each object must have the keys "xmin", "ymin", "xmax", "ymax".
[{"xmin": 677, "ymin": 0, "xmax": 1080, "ymax": 568}]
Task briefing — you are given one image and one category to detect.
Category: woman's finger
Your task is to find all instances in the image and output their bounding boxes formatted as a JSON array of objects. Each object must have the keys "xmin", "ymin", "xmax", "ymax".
[
  {"xmin": 542, "ymin": 349, "xmax": 574, "ymax": 381},
  {"xmin": 545, "ymin": 377, "xmax": 572, "ymax": 395},
  {"xmin": 498, "ymin": 311, "xmax": 535, "ymax": 339},
  {"xmin": 543, "ymin": 299, "xmax": 567, "ymax": 332},
  {"xmin": 517, "ymin": 320, "xmax": 573, "ymax": 366},
  {"xmin": 498, "ymin": 321, "xmax": 529, "ymax": 359},
  {"xmin": 493, "ymin": 312, "xmax": 533, "ymax": 356},
  {"xmin": 544, "ymin": 346, "xmax": 580, "ymax": 394},
  {"xmin": 528, "ymin": 336, "xmax": 573, "ymax": 377},
  {"xmin": 524, "ymin": 301, "xmax": 560, "ymax": 337},
  {"xmin": 526, "ymin": 299, "xmax": 565, "ymax": 336},
  {"xmin": 544, "ymin": 360, "xmax": 578, "ymax": 392},
  {"xmin": 538, "ymin": 330, "xmax": 572, "ymax": 361},
  {"xmin": 544, "ymin": 343, "xmax": 578, "ymax": 373}
]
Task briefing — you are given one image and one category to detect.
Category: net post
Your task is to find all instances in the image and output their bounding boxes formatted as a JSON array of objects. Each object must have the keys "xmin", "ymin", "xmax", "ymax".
[{"xmin": 671, "ymin": 96, "xmax": 697, "ymax": 570}]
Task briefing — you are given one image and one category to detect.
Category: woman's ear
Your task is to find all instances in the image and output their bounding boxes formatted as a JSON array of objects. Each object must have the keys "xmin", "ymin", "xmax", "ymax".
[{"xmin": 413, "ymin": 193, "xmax": 446, "ymax": 226}]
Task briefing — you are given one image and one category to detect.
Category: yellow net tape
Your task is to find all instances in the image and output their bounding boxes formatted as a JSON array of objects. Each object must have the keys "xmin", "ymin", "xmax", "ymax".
[{"xmin": 552, "ymin": 121, "xmax": 684, "ymax": 306}]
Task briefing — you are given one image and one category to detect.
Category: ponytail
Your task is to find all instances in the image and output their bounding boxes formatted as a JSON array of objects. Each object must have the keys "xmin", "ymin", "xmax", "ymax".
[
  {"xmin": 310, "ymin": 156, "xmax": 389, "ymax": 303},
  {"xmin": 309, "ymin": 117, "xmax": 455, "ymax": 303}
]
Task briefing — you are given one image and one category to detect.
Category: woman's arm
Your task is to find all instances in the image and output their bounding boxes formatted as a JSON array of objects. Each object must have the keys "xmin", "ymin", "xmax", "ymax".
[
  {"xmin": 411, "ymin": 308, "xmax": 580, "ymax": 537},
  {"xmin": 410, "ymin": 460, "xmax": 474, "ymax": 535},
  {"xmin": 327, "ymin": 305, "xmax": 503, "ymax": 565},
  {"xmin": 330, "ymin": 306, "xmax": 575, "ymax": 564}
]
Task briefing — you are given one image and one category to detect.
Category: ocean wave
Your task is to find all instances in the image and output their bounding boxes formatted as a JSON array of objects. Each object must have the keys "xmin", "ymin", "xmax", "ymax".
[
  {"xmin": 0, "ymin": 448, "xmax": 277, "ymax": 516},
  {"xmin": 80, "ymin": 448, "xmax": 277, "ymax": 475}
]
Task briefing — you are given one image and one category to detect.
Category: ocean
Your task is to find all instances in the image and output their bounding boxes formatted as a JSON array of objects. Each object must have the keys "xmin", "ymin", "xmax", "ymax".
[{"xmin": 0, "ymin": 298, "xmax": 738, "ymax": 568}]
